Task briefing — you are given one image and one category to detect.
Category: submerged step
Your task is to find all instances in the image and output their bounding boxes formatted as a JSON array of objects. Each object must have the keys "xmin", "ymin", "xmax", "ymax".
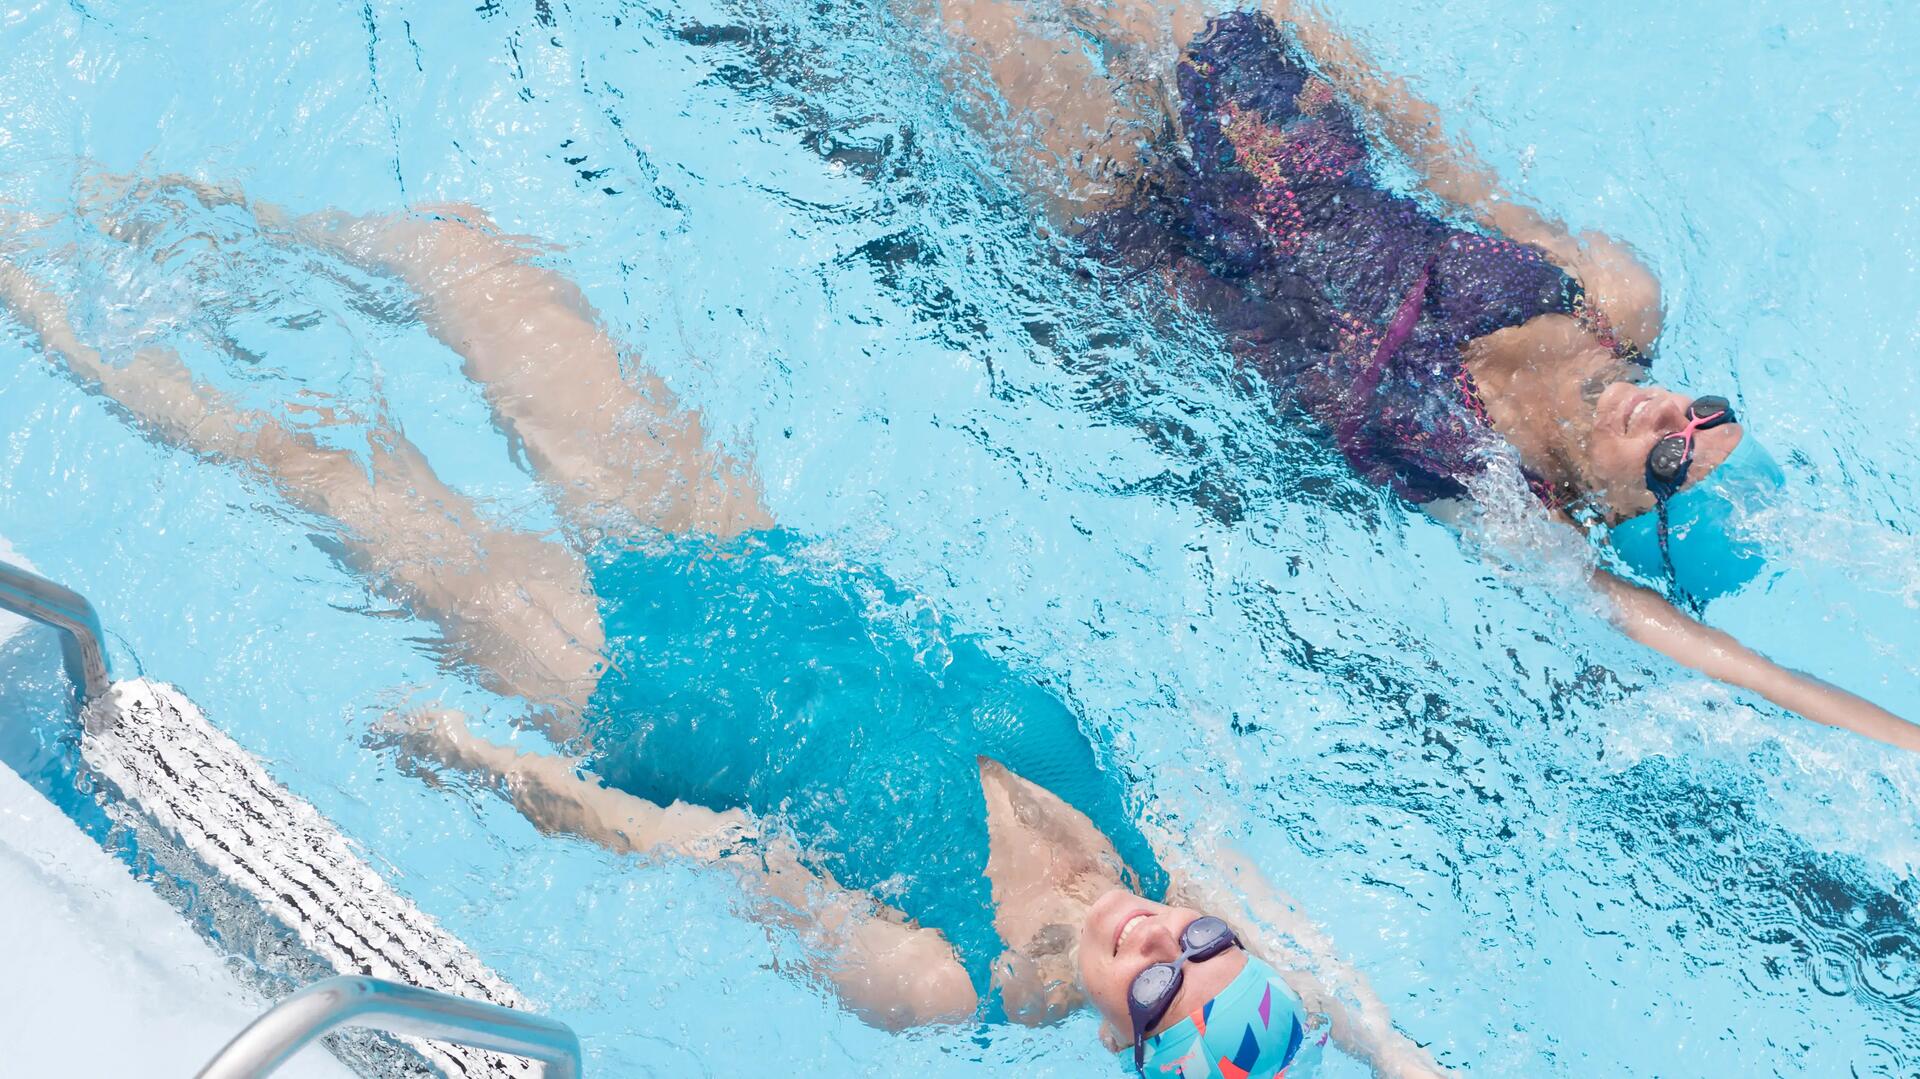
[{"xmin": 82, "ymin": 678, "xmax": 546, "ymax": 1079}]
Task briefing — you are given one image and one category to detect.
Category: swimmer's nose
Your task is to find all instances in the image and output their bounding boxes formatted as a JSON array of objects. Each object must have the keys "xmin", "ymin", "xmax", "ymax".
[
  {"xmin": 1136, "ymin": 917, "xmax": 1182, "ymax": 962},
  {"xmin": 1647, "ymin": 392, "xmax": 1691, "ymax": 435}
]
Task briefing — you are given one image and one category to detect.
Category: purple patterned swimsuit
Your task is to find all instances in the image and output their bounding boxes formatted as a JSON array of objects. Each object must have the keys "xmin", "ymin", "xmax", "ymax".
[{"xmin": 1090, "ymin": 12, "xmax": 1641, "ymax": 504}]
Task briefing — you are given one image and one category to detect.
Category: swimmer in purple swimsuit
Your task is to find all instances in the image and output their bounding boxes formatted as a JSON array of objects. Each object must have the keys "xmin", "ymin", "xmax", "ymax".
[{"xmin": 934, "ymin": 1, "xmax": 1918, "ymax": 752}]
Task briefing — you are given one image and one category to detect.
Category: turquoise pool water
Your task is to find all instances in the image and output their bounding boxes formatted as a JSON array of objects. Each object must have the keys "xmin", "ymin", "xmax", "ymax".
[{"xmin": 1, "ymin": 0, "xmax": 1916, "ymax": 1075}]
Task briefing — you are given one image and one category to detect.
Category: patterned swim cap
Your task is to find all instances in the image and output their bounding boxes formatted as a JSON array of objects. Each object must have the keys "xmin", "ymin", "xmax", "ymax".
[{"xmin": 1125, "ymin": 955, "xmax": 1328, "ymax": 1078}]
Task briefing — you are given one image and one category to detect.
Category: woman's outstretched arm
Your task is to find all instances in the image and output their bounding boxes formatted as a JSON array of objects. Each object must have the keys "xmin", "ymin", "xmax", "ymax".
[
  {"xmin": 1592, "ymin": 570, "xmax": 1920, "ymax": 751},
  {"xmin": 390, "ymin": 710, "xmax": 978, "ymax": 1029},
  {"xmin": 1260, "ymin": 0, "xmax": 1663, "ymax": 350}
]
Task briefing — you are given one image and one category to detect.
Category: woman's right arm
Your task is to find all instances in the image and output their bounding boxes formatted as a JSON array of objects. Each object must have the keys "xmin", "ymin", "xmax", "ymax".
[
  {"xmin": 1259, "ymin": 0, "xmax": 1663, "ymax": 350},
  {"xmin": 390, "ymin": 710, "xmax": 979, "ymax": 1029},
  {"xmin": 1593, "ymin": 571, "xmax": 1920, "ymax": 751}
]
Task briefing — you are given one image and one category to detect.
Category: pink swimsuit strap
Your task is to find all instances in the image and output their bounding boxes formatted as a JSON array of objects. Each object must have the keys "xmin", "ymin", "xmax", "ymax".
[{"xmin": 1334, "ymin": 249, "xmax": 1441, "ymax": 456}]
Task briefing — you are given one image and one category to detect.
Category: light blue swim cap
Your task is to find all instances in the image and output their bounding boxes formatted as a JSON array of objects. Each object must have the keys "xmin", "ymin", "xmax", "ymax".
[
  {"xmin": 1607, "ymin": 432, "xmax": 1786, "ymax": 605},
  {"xmin": 1125, "ymin": 955, "xmax": 1328, "ymax": 1078}
]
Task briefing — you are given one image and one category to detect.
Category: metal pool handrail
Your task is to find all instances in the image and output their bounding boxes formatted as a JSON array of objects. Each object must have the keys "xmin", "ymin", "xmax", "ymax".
[
  {"xmin": 0, "ymin": 560, "xmax": 573, "ymax": 1075},
  {"xmin": 195, "ymin": 976, "xmax": 583, "ymax": 1079},
  {"xmin": 0, "ymin": 558, "xmax": 111, "ymax": 705}
]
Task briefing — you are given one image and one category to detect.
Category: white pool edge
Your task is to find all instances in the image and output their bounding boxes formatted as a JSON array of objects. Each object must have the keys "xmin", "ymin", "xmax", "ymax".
[{"xmin": 0, "ymin": 760, "xmax": 355, "ymax": 1078}]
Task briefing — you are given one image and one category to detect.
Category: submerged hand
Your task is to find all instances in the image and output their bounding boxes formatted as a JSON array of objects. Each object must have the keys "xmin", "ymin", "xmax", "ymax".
[{"xmin": 370, "ymin": 707, "xmax": 501, "ymax": 778}]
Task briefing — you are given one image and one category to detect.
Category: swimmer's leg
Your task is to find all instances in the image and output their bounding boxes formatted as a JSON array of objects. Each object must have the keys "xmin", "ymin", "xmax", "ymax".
[
  {"xmin": 388, "ymin": 709, "xmax": 977, "ymax": 1030},
  {"xmin": 908, "ymin": 0, "xmax": 1203, "ymax": 216},
  {"xmin": 0, "ymin": 259, "xmax": 604, "ymax": 717},
  {"xmin": 281, "ymin": 200, "xmax": 770, "ymax": 541},
  {"xmin": 72, "ymin": 176, "xmax": 769, "ymax": 539}
]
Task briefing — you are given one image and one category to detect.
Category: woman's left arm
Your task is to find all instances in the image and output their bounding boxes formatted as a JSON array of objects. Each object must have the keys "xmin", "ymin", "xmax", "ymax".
[
  {"xmin": 1593, "ymin": 571, "xmax": 1920, "ymax": 751},
  {"xmin": 1159, "ymin": 843, "xmax": 1453, "ymax": 1079}
]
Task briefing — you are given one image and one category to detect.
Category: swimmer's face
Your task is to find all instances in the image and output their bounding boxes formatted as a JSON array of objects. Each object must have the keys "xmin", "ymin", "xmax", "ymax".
[
  {"xmin": 1076, "ymin": 889, "xmax": 1249, "ymax": 1043},
  {"xmin": 1581, "ymin": 381, "xmax": 1743, "ymax": 521}
]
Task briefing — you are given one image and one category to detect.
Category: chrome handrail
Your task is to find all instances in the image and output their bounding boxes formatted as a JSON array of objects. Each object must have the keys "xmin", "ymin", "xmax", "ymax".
[
  {"xmin": 195, "ymin": 976, "xmax": 582, "ymax": 1079},
  {"xmin": 0, "ymin": 558, "xmax": 111, "ymax": 704}
]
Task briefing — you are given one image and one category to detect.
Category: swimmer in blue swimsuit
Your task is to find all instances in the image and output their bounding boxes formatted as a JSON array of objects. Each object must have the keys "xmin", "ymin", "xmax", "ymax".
[
  {"xmin": 2, "ymin": 181, "xmax": 1447, "ymax": 1075},
  {"xmin": 922, "ymin": 0, "xmax": 1919, "ymax": 751}
]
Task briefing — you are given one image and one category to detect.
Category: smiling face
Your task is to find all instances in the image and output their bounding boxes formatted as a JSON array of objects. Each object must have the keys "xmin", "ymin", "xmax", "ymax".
[
  {"xmin": 1076, "ymin": 889, "xmax": 1248, "ymax": 1044},
  {"xmin": 1577, "ymin": 381, "xmax": 1744, "ymax": 521}
]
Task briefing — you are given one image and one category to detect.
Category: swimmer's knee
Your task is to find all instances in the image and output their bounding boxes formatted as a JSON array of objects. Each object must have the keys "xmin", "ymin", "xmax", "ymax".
[
  {"xmin": 911, "ymin": 961, "xmax": 979, "ymax": 1027},
  {"xmin": 864, "ymin": 956, "xmax": 977, "ymax": 1030},
  {"xmin": 293, "ymin": 202, "xmax": 514, "ymax": 283}
]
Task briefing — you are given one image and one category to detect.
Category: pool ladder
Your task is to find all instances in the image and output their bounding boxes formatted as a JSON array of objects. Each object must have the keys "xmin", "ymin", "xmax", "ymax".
[
  {"xmin": 0, "ymin": 557, "xmax": 110, "ymax": 704},
  {"xmin": 199, "ymin": 976, "xmax": 579, "ymax": 1079},
  {"xmin": 0, "ymin": 559, "xmax": 582, "ymax": 1078}
]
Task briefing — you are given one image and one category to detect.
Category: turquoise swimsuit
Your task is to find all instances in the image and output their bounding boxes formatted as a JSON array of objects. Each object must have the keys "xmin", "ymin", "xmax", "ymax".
[{"xmin": 580, "ymin": 530, "xmax": 1166, "ymax": 989}]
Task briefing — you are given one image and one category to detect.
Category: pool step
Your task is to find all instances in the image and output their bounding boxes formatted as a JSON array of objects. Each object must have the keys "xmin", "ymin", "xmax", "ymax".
[{"xmin": 82, "ymin": 678, "xmax": 541, "ymax": 1079}]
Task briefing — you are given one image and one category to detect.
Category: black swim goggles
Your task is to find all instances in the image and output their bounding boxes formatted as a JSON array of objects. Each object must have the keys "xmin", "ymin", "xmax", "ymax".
[
  {"xmin": 1128, "ymin": 915, "xmax": 1241, "ymax": 1074},
  {"xmin": 1642, "ymin": 395, "xmax": 1736, "ymax": 610},
  {"xmin": 1645, "ymin": 395, "xmax": 1735, "ymax": 499}
]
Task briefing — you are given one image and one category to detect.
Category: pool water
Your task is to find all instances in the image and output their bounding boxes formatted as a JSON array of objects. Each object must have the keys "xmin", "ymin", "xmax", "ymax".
[{"xmin": 0, "ymin": 0, "xmax": 1916, "ymax": 1075}]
